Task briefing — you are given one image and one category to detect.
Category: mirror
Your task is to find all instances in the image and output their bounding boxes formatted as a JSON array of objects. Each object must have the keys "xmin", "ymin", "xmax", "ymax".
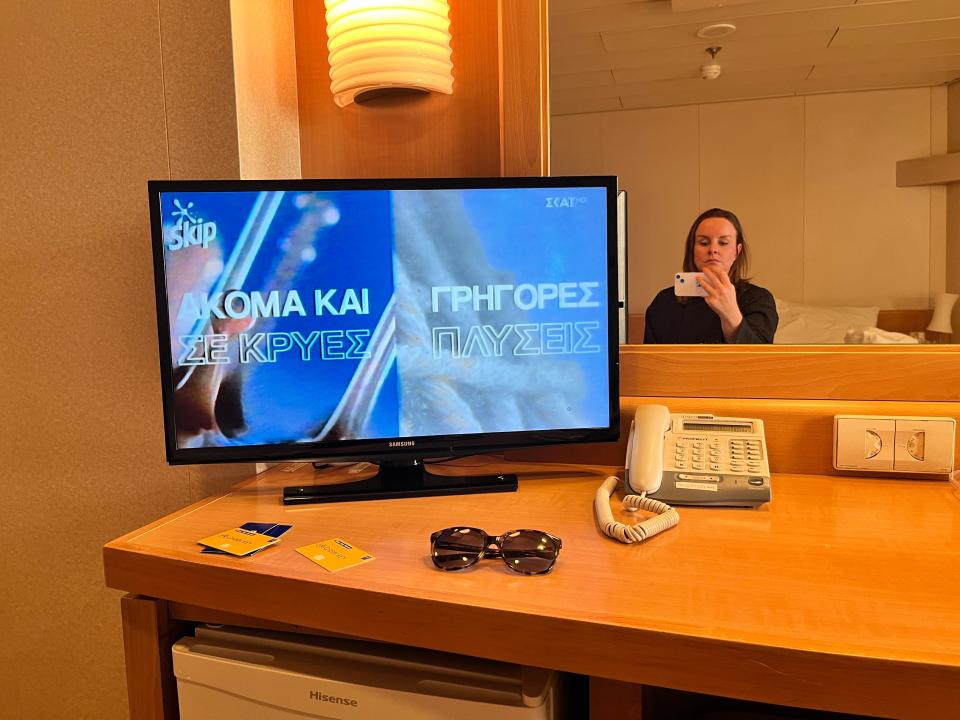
[{"xmin": 548, "ymin": 0, "xmax": 960, "ymax": 346}]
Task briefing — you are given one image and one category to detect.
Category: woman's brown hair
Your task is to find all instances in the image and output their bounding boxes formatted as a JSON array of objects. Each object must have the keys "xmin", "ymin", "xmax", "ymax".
[{"xmin": 682, "ymin": 208, "xmax": 750, "ymax": 287}]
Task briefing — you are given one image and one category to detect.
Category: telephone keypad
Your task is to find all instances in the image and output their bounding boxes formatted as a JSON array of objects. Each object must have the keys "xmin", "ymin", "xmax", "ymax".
[{"xmin": 667, "ymin": 435, "xmax": 767, "ymax": 477}]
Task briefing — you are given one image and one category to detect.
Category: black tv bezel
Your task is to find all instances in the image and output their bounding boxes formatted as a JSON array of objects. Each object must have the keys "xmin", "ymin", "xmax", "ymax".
[{"xmin": 148, "ymin": 175, "xmax": 621, "ymax": 466}]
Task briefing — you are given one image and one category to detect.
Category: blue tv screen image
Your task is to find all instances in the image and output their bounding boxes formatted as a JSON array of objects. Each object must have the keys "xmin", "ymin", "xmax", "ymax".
[{"xmin": 151, "ymin": 179, "xmax": 618, "ymax": 461}]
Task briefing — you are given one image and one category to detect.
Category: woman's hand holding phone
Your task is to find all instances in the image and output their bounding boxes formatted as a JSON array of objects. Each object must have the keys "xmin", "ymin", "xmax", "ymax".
[{"xmin": 697, "ymin": 265, "xmax": 743, "ymax": 340}]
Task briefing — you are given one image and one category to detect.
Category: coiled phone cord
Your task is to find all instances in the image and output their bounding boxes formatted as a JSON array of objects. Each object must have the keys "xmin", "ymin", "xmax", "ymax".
[{"xmin": 594, "ymin": 476, "xmax": 680, "ymax": 544}]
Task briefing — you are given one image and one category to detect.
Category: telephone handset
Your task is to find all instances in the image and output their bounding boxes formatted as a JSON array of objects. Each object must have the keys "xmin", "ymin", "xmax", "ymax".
[
  {"xmin": 624, "ymin": 404, "xmax": 673, "ymax": 495},
  {"xmin": 595, "ymin": 405, "xmax": 772, "ymax": 544}
]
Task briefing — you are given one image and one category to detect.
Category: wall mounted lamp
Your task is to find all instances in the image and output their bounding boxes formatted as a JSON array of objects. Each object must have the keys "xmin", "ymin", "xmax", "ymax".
[
  {"xmin": 926, "ymin": 292, "xmax": 959, "ymax": 342},
  {"xmin": 324, "ymin": 0, "xmax": 454, "ymax": 108}
]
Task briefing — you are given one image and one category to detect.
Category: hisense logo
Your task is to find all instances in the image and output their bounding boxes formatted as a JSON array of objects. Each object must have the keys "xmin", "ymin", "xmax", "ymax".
[
  {"xmin": 167, "ymin": 198, "xmax": 217, "ymax": 251},
  {"xmin": 388, "ymin": 440, "xmax": 415, "ymax": 447},
  {"xmin": 309, "ymin": 690, "xmax": 358, "ymax": 707}
]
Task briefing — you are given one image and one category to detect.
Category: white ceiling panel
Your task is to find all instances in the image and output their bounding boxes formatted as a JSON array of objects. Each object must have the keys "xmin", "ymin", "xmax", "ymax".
[
  {"xmin": 550, "ymin": 32, "xmax": 607, "ymax": 59},
  {"xmin": 678, "ymin": 36, "xmax": 960, "ymax": 78},
  {"xmin": 619, "ymin": 80, "xmax": 795, "ymax": 109},
  {"xmin": 808, "ymin": 53, "xmax": 960, "ymax": 78},
  {"xmin": 551, "ymin": 0, "xmax": 858, "ymax": 37},
  {"xmin": 552, "ymin": 45, "xmax": 693, "ymax": 76},
  {"xmin": 799, "ymin": 69, "xmax": 959, "ymax": 93},
  {"xmin": 611, "ymin": 59, "xmax": 709, "ymax": 84},
  {"xmin": 614, "ymin": 56, "xmax": 819, "ymax": 83},
  {"xmin": 550, "ymin": 0, "xmax": 960, "ymax": 116},
  {"xmin": 559, "ymin": 64, "xmax": 813, "ymax": 103},
  {"xmin": 672, "ymin": 0, "xmax": 773, "ymax": 10},
  {"xmin": 601, "ymin": 1, "xmax": 960, "ymax": 54},
  {"xmin": 613, "ymin": 32, "xmax": 835, "ymax": 80},
  {"xmin": 551, "ymin": 0, "xmax": 660, "ymax": 12},
  {"xmin": 810, "ymin": 35, "xmax": 960, "ymax": 62},
  {"xmin": 551, "ymin": 95, "xmax": 624, "ymax": 115},
  {"xmin": 552, "ymin": 69, "xmax": 617, "ymax": 91},
  {"xmin": 552, "ymin": 30, "xmax": 833, "ymax": 76},
  {"xmin": 832, "ymin": 17, "xmax": 960, "ymax": 46}
]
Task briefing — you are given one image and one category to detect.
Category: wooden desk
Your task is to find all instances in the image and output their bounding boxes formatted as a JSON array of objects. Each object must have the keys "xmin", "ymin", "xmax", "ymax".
[{"xmin": 103, "ymin": 462, "xmax": 960, "ymax": 719}]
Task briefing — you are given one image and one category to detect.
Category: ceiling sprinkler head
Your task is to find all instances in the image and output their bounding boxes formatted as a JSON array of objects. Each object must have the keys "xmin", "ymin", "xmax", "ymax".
[{"xmin": 701, "ymin": 46, "xmax": 722, "ymax": 80}]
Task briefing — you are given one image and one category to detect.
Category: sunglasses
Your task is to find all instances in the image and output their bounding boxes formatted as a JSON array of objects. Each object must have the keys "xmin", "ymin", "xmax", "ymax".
[{"xmin": 430, "ymin": 527, "xmax": 562, "ymax": 575}]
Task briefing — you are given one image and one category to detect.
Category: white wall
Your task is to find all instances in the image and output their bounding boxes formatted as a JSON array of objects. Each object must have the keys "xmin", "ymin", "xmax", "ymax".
[{"xmin": 552, "ymin": 87, "xmax": 947, "ymax": 316}]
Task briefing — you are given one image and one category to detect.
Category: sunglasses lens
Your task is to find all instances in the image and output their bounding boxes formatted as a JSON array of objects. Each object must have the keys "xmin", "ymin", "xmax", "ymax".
[
  {"xmin": 501, "ymin": 531, "xmax": 559, "ymax": 575},
  {"xmin": 432, "ymin": 528, "xmax": 484, "ymax": 570}
]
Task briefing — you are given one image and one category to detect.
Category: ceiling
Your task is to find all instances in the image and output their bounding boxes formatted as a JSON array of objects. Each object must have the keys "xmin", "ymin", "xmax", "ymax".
[{"xmin": 550, "ymin": 0, "xmax": 960, "ymax": 115}]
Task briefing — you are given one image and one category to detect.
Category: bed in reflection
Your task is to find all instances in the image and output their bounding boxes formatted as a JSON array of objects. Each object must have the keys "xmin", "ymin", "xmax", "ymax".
[
  {"xmin": 772, "ymin": 299, "xmax": 930, "ymax": 344},
  {"xmin": 628, "ymin": 303, "xmax": 934, "ymax": 345}
]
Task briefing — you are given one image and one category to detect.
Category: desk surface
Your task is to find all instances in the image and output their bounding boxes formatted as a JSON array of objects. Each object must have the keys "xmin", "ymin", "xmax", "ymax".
[{"xmin": 103, "ymin": 461, "xmax": 960, "ymax": 719}]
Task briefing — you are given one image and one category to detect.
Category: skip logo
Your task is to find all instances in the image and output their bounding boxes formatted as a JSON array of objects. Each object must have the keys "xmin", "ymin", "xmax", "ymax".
[
  {"xmin": 545, "ymin": 196, "xmax": 586, "ymax": 208},
  {"xmin": 167, "ymin": 198, "xmax": 217, "ymax": 251}
]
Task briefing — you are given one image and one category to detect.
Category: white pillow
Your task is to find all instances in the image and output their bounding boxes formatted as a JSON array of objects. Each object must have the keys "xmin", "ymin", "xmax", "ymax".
[
  {"xmin": 773, "ymin": 298, "xmax": 880, "ymax": 344},
  {"xmin": 844, "ymin": 328, "xmax": 920, "ymax": 344}
]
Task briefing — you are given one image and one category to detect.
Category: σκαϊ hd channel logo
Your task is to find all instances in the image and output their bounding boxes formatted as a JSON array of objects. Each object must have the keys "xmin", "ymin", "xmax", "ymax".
[
  {"xmin": 545, "ymin": 195, "xmax": 587, "ymax": 208},
  {"xmin": 166, "ymin": 198, "xmax": 217, "ymax": 251}
]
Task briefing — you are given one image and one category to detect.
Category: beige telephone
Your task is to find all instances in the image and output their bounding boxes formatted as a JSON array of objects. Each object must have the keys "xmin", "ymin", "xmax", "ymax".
[
  {"xmin": 631, "ymin": 405, "xmax": 772, "ymax": 507},
  {"xmin": 595, "ymin": 405, "xmax": 772, "ymax": 544}
]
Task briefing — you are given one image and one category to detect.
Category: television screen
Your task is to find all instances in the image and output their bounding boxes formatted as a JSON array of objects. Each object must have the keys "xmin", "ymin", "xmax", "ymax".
[{"xmin": 149, "ymin": 177, "xmax": 620, "ymax": 501}]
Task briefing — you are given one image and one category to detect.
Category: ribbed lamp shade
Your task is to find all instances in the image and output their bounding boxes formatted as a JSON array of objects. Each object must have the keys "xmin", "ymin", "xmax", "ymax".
[{"xmin": 324, "ymin": 0, "xmax": 454, "ymax": 108}]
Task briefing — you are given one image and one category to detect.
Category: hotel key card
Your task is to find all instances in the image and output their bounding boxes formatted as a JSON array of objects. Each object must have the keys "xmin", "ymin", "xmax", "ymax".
[
  {"xmin": 297, "ymin": 538, "xmax": 375, "ymax": 572},
  {"xmin": 198, "ymin": 526, "xmax": 280, "ymax": 557}
]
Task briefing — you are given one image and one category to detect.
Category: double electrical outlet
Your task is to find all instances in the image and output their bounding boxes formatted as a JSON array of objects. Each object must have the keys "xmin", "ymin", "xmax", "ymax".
[{"xmin": 833, "ymin": 415, "xmax": 956, "ymax": 475}]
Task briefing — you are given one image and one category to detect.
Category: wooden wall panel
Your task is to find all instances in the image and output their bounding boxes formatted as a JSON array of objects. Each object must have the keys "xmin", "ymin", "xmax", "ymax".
[
  {"xmin": 511, "ymin": 344, "xmax": 960, "ymax": 476},
  {"xmin": 501, "ymin": 0, "xmax": 550, "ymax": 176},
  {"xmin": 294, "ymin": 0, "xmax": 500, "ymax": 177},
  {"xmin": 509, "ymin": 395, "xmax": 960, "ymax": 476},
  {"xmin": 619, "ymin": 345, "xmax": 960, "ymax": 402},
  {"xmin": 294, "ymin": 0, "xmax": 547, "ymax": 179}
]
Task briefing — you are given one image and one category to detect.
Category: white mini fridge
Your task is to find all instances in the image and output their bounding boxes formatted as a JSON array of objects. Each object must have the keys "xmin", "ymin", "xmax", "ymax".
[{"xmin": 173, "ymin": 625, "xmax": 560, "ymax": 719}]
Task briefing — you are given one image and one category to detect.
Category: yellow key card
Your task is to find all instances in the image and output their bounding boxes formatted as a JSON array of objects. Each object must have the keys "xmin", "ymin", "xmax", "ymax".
[
  {"xmin": 198, "ymin": 527, "xmax": 277, "ymax": 557},
  {"xmin": 297, "ymin": 538, "xmax": 375, "ymax": 572}
]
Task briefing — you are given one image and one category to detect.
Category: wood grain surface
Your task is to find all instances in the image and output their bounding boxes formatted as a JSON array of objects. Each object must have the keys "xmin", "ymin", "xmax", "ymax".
[{"xmin": 104, "ymin": 462, "xmax": 960, "ymax": 719}]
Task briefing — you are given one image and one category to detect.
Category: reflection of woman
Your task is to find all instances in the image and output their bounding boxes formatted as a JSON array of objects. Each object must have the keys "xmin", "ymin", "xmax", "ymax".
[{"xmin": 644, "ymin": 208, "xmax": 777, "ymax": 344}]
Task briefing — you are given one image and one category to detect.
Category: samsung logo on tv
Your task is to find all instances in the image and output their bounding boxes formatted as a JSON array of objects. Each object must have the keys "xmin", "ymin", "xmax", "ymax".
[
  {"xmin": 309, "ymin": 690, "xmax": 358, "ymax": 707},
  {"xmin": 388, "ymin": 440, "xmax": 415, "ymax": 447},
  {"xmin": 167, "ymin": 198, "xmax": 217, "ymax": 251},
  {"xmin": 545, "ymin": 196, "xmax": 586, "ymax": 208}
]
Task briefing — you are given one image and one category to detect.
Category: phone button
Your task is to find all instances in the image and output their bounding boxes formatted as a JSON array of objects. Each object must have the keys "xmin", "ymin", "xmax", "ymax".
[{"xmin": 747, "ymin": 477, "xmax": 765, "ymax": 486}]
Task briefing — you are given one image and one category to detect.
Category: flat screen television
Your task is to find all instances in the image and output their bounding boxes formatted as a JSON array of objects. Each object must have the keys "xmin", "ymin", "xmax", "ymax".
[{"xmin": 148, "ymin": 176, "xmax": 620, "ymax": 504}]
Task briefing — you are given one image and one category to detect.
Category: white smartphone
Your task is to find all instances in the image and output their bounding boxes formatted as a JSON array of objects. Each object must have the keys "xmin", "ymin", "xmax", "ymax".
[{"xmin": 674, "ymin": 272, "xmax": 707, "ymax": 297}]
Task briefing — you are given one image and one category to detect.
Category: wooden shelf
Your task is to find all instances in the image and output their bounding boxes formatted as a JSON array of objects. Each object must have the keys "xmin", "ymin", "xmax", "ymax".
[{"xmin": 896, "ymin": 151, "xmax": 960, "ymax": 186}]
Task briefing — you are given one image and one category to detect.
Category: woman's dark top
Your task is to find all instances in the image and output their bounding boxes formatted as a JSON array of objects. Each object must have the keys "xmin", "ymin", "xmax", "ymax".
[{"xmin": 643, "ymin": 282, "xmax": 778, "ymax": 344}]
